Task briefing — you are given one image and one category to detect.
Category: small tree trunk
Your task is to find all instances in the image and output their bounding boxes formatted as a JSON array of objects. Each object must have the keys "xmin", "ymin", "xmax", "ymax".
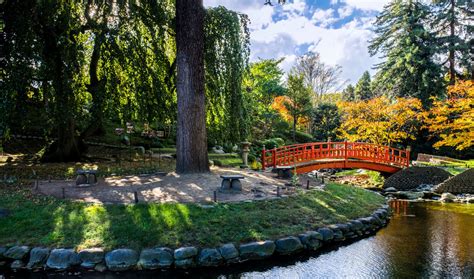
[{"xmin": 175, "ymin": 0, "xmax": 209, "ymax": 173}]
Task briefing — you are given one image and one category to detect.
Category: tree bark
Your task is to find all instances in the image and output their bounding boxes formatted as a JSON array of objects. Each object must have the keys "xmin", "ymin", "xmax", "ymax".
[
  {"xmin": 40, "ymin": 22, "xmax": 82, "ymax": 162},
  {"xmin": 175, "ymin": 0, "xmax": 209, "ymax": 173}
]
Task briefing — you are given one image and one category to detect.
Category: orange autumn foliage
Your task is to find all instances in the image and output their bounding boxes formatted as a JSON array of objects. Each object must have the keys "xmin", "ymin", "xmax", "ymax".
[
  {"xmin": 424, "ymin": 80, "xmax": 474, "ymax": 150},
  {"xmin": 271, "ymin": 96, "xmax": 310, "ymax": 126}
]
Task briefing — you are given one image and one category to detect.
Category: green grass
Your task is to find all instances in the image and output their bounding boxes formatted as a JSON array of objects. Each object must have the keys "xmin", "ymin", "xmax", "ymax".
[
  {"xmin": 0, "ymin": 183, "xmax": 384, "ymax": 250},
  {"xmin": 208, "ymin": 153, "xmax": 243, "ymax": 167},
  {"xmin": 416, "ymin": 159, "xmax": 474, "ymax": 175}
]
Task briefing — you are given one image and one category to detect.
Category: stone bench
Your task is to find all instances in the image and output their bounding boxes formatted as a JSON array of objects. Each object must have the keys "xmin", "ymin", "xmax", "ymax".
[
  {"xmin": 76, "ymin": 170, "xmax": 98, "ymax": 186},
  {"xmin": 274, "ymin": 166, "xmax": 294, "ymax": 179},
  {"xmin": 220, "ymin": 175, "xmax": 244, "ymax": 191}
]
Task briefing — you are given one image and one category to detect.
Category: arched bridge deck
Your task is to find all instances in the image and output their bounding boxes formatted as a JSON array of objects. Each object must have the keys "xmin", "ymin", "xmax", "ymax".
[{"xmin": 262, "ymin": 142, "xmax": 410, "ymax": 174}]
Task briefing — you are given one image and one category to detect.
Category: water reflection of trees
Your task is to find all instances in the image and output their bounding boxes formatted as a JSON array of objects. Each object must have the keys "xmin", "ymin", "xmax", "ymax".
[{"xmin": 385, "ymin": 201, "xmax": 474, "ymax": 278}]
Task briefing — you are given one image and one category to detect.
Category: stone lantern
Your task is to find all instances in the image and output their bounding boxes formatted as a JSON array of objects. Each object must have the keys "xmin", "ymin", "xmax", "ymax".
[{"xmin": 241, "ymin": 141, "xmax": 251, "ymax": 167}]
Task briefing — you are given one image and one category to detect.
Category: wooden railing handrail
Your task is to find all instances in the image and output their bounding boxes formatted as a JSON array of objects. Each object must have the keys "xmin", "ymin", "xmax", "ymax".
[{"xmin": 262, "ymin": 141, "xmax": 410, "ymax": 171}]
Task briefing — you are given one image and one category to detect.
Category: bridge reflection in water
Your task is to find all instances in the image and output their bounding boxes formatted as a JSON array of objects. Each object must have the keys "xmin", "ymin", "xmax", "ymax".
[{"xmin": 389, "ymin": 199, "xmax": 410, "ymax": 216}]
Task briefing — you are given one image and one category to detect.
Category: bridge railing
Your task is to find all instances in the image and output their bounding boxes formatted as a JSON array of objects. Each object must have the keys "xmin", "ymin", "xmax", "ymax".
[{"xmin": 261, "ymin": 141, "xmax": 410, "ymax": 170}]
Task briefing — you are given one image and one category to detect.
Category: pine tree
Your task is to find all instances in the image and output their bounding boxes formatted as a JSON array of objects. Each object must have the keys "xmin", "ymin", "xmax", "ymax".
[
  {"xmin": 369, "ymin": 0, "xmax": 445, "ymax": 107},
  {"xmin": 354, "ymin": 71, "xmax": 373, "ymax": 100},
  {"xmin": 285, "ymin": 73, "xmax": 313, "ymax": 141},
  {"xmin": 430, "ymin": 0, "xmax": 473, "ymax": 84},
  {"xmin": 342, "ymin": 84, "xmax": 355, "ymax": 101}
]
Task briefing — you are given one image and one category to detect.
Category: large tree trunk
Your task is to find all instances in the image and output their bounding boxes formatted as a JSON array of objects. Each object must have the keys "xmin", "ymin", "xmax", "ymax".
[
  {"xmin": 40, "ymin": 23, "xmax": 83, "ymax": 162},
  {"xmin": 175, "ymin": 0, "xmax": 209, "ymax": 173}
]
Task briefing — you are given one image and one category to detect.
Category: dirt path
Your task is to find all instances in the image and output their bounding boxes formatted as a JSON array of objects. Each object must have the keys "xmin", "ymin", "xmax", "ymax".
[{"xmin": 36, "ymin": 167, "xmax": 319, "ymax": 204}]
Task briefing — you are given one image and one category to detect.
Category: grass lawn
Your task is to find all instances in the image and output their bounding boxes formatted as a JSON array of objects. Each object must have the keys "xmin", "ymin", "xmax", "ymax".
[
  {"xmin": 416, "ymin": 159, "xmax": 474, "ymax": 175},
  {"xmin": 0, "ymin": 183, "xmax": 384, "ymax": 250},
  {"xmin": 208, "ymin": 153, "xmax": 243, "ymax": 167}
]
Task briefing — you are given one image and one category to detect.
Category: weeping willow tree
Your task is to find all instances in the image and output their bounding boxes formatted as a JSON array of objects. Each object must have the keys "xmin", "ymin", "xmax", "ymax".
[
  {"xmin": 3, "ymin": 0, "xmax": 249, "ymax": 165},
  {"xmin": 204, "ymin": 6, "xmax": 250, "ymax": 145},
  {"xmin": 2, "ymin": 0, "xmax": 175, "ymax": 161}
]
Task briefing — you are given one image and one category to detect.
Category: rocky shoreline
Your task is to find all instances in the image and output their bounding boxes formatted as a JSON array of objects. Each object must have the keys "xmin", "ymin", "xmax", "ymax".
[{"xmin": 0, "ymin": 205, "xmax": 391, "ymax": 274}]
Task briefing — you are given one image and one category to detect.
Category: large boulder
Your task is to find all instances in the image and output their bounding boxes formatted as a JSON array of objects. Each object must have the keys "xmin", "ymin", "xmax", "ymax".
[
  {"xmin": 4, "ymin": 246, "xmax": 30, "ymax": 260},
  {"xmin": 174, "ymin": 247, "xmax": 197, "ymax": 260},
  {"xmin": 105, "ymin": 249, "xmax": 138, "ymax": 271},
  {"xmin": 298, "ymin": 231, "xmax": 323, "ymax": 250},
  {"xmin": 78, "ymin": 248, "xmax": 104, "ymax": 269},
  {"xmin": 46, "ymin": 249, "xmax": 80, "ymax": 270},
  {"xmin": 383, "ymin": 167, "xmax": 451, "ymax": 191},
  {"xmin": 138, "ymin": 248, "xmax": 174, "ymax": 269},
  {"xmin": 174, "ymin": 247, "xmax": 197, "ymax": 269},
  {"xmin": 218, "ymin": 243, "xmax": 239, "ymax": 261},
  {"xmin": 26, "ymin": 247, "xmax": 50, "ymax": 269},
  {"xmin": 197, "ymin": 248, "xmax": 223, "ymax": 267},
  {"xmin": 275, "ymin": 236, "xmax": 304, "ymax": 255},
  {"xmin": 239, "ymin": 241, "xmax": 275, "ymax": 260},
  {"xmin": 317, "ymin": 227, "xmax": 334, "ymax": 242}
]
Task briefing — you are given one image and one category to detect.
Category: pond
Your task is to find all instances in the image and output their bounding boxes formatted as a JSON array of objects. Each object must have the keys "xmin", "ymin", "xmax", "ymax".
[{"xmin": 3, "ymin": 201, "xmax": 473, "ymax": 278}]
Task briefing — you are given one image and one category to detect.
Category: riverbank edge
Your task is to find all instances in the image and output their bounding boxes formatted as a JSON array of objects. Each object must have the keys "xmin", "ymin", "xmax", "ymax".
[{"xmin": 0, "ymin": 204, "xmax": 391, "ymax": 274}]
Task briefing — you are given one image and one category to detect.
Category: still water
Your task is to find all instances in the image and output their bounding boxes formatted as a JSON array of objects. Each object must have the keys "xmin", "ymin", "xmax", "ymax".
[{"xmin": 4, "ymin": 201, "xmax": 474, "ymax": 278}]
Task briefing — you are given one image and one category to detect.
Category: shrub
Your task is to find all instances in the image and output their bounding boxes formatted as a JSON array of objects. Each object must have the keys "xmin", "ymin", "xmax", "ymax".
[
  {"xmin": 250, "ymin": 160, "xmax": 262, "ymax": 170},
  {"xmin": 248, "ymin": 154, "xmax": 257, "ymax": 163},
  {"xmin": 287, "ymin": 130, "xmax": 313, "ymax": 143},
  {"xmin": 223, "ymin": 143, "xmax": 234, "ymax": 153}
]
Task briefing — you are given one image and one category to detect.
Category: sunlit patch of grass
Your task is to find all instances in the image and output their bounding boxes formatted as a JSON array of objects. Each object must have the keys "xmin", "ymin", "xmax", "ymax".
[
  {"xmin": 416, "ymin": 159, "xmax": 473, "ymax": 175},
  {"xmin": 0, "ymin": 183, "xmax": 384, "ymax": 250}
]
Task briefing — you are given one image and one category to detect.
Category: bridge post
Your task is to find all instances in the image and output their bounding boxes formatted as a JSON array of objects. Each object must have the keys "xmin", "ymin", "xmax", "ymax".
[
  {"xmin": 406, "ymin": 146, "xmax": 411, "ymax": 167},
  {"xmin": 272, "ymin": 147, "xmax": 277, "ymax": 167},
  {"xmin": 344, "ymin": 141, "xmax": 348, "ymax": 168},
  {"xmin": 261, "ymin": 145, "xmax": 266, "ymax": 171}
]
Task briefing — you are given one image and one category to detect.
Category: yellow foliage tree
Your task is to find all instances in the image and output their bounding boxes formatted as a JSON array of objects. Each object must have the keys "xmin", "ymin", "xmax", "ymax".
[
  {"xmin": 338, "ymin": 96, "xmax": 423, "ymax": 145},
  {"xmin": 424, "ymin": 80, "xmax": 474, "ymax": 150}
]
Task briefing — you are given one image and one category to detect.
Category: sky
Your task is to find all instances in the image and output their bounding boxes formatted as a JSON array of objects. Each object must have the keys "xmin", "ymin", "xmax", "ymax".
[{"xmin": 203, "ymin": 0, "xmax": 392, "ymax": 85}]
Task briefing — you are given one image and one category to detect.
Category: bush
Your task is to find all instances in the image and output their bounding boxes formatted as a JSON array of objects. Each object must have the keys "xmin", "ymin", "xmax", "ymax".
[
  {"xmin": 288, "ymin": 130, "xmax": 314, "ymax": 143},
  {"xmin": 250, "ymin": 160, "xmax": 262, "ymax": 170},
  {"xmin": 223, "ymin": 143, "xmax": 234, "ymax": 153},
  {"xmin": 213, "ymin": 159, "xmax": 223, "ymax": 167},
  {"xmin": 248, "ymin": 154, "xmax": 257, "ymax": 163}
]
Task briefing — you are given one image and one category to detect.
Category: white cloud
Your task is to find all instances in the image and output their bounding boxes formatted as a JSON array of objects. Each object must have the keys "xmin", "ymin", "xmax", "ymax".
[
  {"xmin": 311, "ymin": 9, "xmax": 338, "ymax": 27},
  {"xmin": 337, "ymin": 5, "xmax": 354, "ymax": 18},
  {"xmin": 339, "ymin": 0, "xmax": 391, "ymax": 11},
  {"xmin": 282, "ymin": 0, "xmax": 306, "ymax": 14},
  {"xmin": 203, "ymin": 0, "xmax": 382, "ymax": 84}
]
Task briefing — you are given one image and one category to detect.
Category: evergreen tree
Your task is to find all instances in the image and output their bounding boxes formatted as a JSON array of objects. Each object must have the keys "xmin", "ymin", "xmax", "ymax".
[
  {"xmin": 354, "ymin": 71, "xmax": 373, "ymax": 100},
  {"xmin": 311, "ymin": 103, "xmax": 341, "ymax": 141},
  {"xmin": 430, "ymin": 0, "xmax": 473, "ymax": 84},
  {"xmin": 342, "ymin": 84, "xmax": 355, "ymax": 101},
  {"xmin": 369, "ymin": 0, "xmax": 445, "ymax": 107},
  {"xmin": 285, "ymin": 73, "xmax": 313, "ymax": 141}
]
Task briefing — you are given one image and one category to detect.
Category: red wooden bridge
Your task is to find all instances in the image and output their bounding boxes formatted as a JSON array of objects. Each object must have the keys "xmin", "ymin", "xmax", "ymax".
[{"xmin": 262, "ymin": 142, "xmax": 410, "ymax": 174}]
